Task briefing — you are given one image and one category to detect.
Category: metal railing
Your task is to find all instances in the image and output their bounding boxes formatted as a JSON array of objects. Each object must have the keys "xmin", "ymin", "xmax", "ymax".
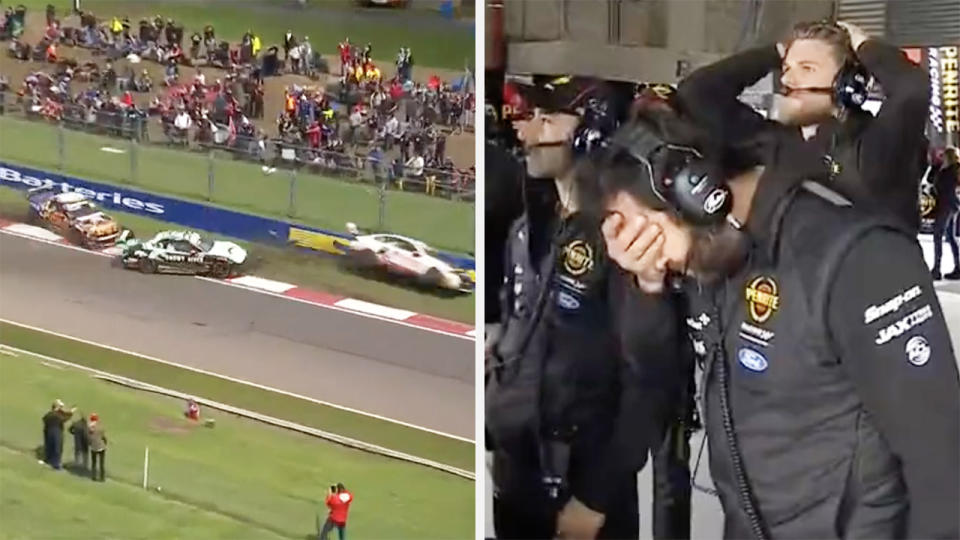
[{"xmin": 0, "ymin": 94, "xmax": 475, "ymax": 253}]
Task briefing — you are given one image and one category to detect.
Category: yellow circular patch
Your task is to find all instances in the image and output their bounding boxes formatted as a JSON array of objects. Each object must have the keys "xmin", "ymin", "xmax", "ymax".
[
  {"xmin": 563, "ymin": 240, "xmax": 594, "ymax": 276},
  {"xmin": 745, "ymin": 276, "xmax": 780, "ymax": 324},
  {"xmin": 920, "ymin": 193, "xmax": 936, "ymax": 217}
]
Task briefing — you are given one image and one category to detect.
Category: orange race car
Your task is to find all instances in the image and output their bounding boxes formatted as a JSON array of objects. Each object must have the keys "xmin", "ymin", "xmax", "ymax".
[{"xmin": 26, "ymin": 188, "xmax": 127, "ymax": 249}]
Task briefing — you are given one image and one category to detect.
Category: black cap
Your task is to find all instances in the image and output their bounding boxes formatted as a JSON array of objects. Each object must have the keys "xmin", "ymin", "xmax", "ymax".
[{"xmin": 507, "ymin": 75, "xmax": 634, "ymax": 118}]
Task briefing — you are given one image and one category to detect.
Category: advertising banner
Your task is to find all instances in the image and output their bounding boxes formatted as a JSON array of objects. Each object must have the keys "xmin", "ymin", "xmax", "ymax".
[
  {"xmin": 0, "ymin": 162, "xmax": 291, "ymax": 243},
  {"xmin": 903, "ymin": 45, "xmax": 959, "ymax": 148},
  {"xmin": 0, "ymin": 162, "xmax": 475, "ymax": 270}
]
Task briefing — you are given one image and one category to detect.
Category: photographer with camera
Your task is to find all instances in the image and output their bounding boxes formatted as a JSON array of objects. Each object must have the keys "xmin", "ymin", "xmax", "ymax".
[
  {"xmin": 677, "ymin": 20, "xmax": 928, "ymax": 234},
  {"xmin": 318, "ymin": 483, "xmax": 352, "ymax": 540},
  {"xmin": 592, "ymin": 89, "xmax": 959, "ymax": 539}
]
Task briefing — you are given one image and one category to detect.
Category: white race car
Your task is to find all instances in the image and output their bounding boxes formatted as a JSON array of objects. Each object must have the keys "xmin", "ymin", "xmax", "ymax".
[
  {"xmin": 338, "ymin": 223, "xmax": 473, "ymax": 292},
  {"xmin": 117, "ymin": 230, "xmax": 247, "ymax": 278}
]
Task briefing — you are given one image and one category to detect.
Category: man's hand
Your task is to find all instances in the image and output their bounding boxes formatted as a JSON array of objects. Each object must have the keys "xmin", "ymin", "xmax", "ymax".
[
  {"xmin": 837, "ymin": 21, "xmax": 870, "ymax": 51},
  {"xmin": 602, "ymin": 213, "xmax": 667, "ymax": 294},
  {"xmin": 556, "ymin": 496, "xmax": 605, "ymax": 539}
]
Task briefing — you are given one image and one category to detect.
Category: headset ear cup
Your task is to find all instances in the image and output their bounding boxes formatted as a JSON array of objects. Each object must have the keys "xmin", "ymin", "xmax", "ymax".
[
  {"xmin": 670, "ymin": 163, "xmax": 732, "ymax": 225},
  {"xmin": 571, "ymin": 125, "xmax": 596, "ymax": 156},
  {"xmin": 834, "ymin": 60, "xmax": 869, "ymax": 109}
]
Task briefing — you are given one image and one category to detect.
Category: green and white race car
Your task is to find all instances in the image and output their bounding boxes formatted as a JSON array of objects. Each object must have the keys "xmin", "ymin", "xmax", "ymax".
[{"xmin": 116, "ymin": 230, "xmax": 247, "ymax": 279}]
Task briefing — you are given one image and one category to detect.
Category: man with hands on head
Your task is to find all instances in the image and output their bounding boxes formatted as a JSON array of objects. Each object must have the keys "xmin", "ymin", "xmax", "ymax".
[
  {"xmin": 589, "ymin": 93, "xmax": 960, "ymax": 539},
  {"xmin": 676, "ymin": 20, "xmax": 929, "ymax": 233}
]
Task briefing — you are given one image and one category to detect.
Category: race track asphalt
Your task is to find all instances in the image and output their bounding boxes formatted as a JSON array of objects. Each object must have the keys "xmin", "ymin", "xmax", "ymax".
[{"xmin": 0, "ymin": 232, "xmax": 474, "ymax": 439}]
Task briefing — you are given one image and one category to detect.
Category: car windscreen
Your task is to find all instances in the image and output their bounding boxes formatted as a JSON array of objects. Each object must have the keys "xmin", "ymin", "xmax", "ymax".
[
  {"xmin": 199, "ymin": 238, "xmax": 215, "ymax": 251},
  {"xmin": 66, "ymin": 204, "xmax": 98, "ymax": 219}
]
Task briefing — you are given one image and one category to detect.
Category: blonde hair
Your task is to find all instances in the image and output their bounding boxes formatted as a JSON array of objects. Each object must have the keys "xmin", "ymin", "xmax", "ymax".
[
  {"xmin": 787, "ymin": 20, "xmax": 855, "ymax": 68},
  {"xmin": 944, "ymin": 146, "xmax": 958, "ymax": 166}
]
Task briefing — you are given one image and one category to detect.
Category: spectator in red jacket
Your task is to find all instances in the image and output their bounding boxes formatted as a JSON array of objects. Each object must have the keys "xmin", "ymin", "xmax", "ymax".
[
  {"xmin": 318, "ymin": 483, "xmax": 352, "ymax": 540},
  {"xmin": 306, "ymin": 120, "xmax": 322, "ymax": 149},
  {"xmin": 389, "ymin": 79, "xmax": 404, "ymax": 101}
]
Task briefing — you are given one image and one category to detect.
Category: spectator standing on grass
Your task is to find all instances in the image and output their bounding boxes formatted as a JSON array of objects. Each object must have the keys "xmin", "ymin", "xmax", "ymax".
[
  {"xmin": 87, "ymin": 413, "xmax": 107, "ymax": 482},
  {"xmin": 41, "ymin": 400, "xmax": 74, "ymax": 470},
  {"xmin": 69, "ymin": 412, "xmax": 90, "ymax": 471},
  {"xmin": 302, "ymin": 37, "xmax": 313, "ymax": 72},
  {"xmin": 285, "ymin": 31, "xmax": 298, "ymax": 64},
  {"xmin": 319, "ymin": 483, "xmax": 353, "ymax": 540},
  {"xmin": 289, "ymin": 43, "xmax": 302, "ymax": 75}
]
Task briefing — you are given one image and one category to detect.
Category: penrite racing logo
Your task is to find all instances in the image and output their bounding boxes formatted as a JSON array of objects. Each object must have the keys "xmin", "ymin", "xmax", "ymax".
[
  {"xmin": 562, "ymin": 240, "xmax": 594, "ymax": 277},
  {"xmin": 0, "ymin": 166, "xmax": 165, "ymax": 214},
  {"xmin": 745, "ymin": 276, "xmax": 780, "ymax": 324}
]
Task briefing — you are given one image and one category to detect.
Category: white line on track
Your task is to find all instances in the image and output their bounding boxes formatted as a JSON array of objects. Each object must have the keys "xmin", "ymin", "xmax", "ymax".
[
  {"xmin": 0, "ymin": 227, "xmax": 474, "ymax": 341},
  {"xmin": 0, "ymin": 318, "xmax": 474, "ymax": 443},
  {"xmin": 194, "ymin": 277, "xmax": 474, "ymax": 341}
]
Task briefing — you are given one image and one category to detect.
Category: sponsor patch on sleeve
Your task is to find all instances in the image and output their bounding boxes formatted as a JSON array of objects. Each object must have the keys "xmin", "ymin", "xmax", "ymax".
[
  {"xmin": 905, "ymin": 335, "xmax": 931, "ymax": 366},
  {"xmin": 863, "ymin": 285, "xmax": 922, "ymax": 325},
  {"xmin": 875, "ymin": 304, "xmax": 933, "ymax": 345}
]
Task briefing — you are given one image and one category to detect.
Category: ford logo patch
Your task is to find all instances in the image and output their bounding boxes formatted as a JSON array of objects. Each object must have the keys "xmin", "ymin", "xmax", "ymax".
[
  {"xmin": 557, "ymin": 291, "xmax": 581, "ymax": 310},
  {"xmin": 737, "ymin": 347, "xmax": 768, "ymax": 372}
]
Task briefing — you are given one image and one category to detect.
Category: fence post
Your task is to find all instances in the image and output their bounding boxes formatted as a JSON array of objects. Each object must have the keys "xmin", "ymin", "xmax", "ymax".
[
  {"xmin": 377, "ymin": 182, "xmax": 386, "ymax": 231},
  {"xmin": 129, "ymin": 137, "xmax": 137, "ymax": 185},
  {"xmin": 207, "ymin": 150, "xmax": 215, "ymax": 201},
  {"xmin": 142, "ymin": 446, "xmax": 149, "ymax": 489},
  {"xmin": 57, "ymin": 122, "xmax": 65, "ymax": 171},
  {"xmin": 287, "ymin": 168, "xmax": 297, "ymax": 218}
]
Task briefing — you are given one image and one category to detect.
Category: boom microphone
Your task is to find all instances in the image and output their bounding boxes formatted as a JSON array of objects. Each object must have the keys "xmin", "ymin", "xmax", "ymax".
[{"xmin": 781, "ymin": 86, "xmax": 835, "ymax": 95}]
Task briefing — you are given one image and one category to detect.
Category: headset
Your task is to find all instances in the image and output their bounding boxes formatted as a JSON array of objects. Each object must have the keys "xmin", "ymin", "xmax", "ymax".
[
  {"xmin": 789, "ymin": 58, "xmax": 869, "ymax": 110},
  {"xmin": 571, "ymin": 95, "xmax": 618, "ymax": 156},
  {"xmin": 606, "ymin": 120, "xmax": 736, "ymax": 227}
]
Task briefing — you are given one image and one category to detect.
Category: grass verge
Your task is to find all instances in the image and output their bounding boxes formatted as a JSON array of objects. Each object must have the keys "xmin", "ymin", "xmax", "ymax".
[
  {"xmin": 0, "ymin": 349, "xmax": 473, "ymax": 538},
  {"xmin": 0, "ymin": 186, "xmax": 474, "ymax": 323},
  {"xmin": 0, "ymin": 115, "xmax": 475, "ymax": 255},
  {"xmin": 0, "ymin": 447, "xmax": 289, "ymax": 540},
  {"xmin": 0, "ymin": 321, "xmax": 474, "ymax": 471}
]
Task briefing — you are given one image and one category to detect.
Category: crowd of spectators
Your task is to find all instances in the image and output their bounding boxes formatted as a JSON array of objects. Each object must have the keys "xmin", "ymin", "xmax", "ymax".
[{"xmin": 0, "ymin": 4, "xmax": 475, "ymax": 198}]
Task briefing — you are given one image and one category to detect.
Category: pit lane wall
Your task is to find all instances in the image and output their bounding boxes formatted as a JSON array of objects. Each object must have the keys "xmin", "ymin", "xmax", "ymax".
[{"xmin": 0, "ymin": 162, "xmax": 476, "ymax": 271}]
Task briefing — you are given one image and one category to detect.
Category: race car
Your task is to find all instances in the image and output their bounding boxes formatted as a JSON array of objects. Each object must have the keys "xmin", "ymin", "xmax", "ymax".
[
  {"xmin": 26, "ymin": 188, "xmax": 125, "ymax": 248},
  {"xmin": 337, "ymin": 223, "xmax": 474, "ymax": 292},
  {"xmin": 116, "ymin": 230, "xmax": 247, "ymax": 278}
]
